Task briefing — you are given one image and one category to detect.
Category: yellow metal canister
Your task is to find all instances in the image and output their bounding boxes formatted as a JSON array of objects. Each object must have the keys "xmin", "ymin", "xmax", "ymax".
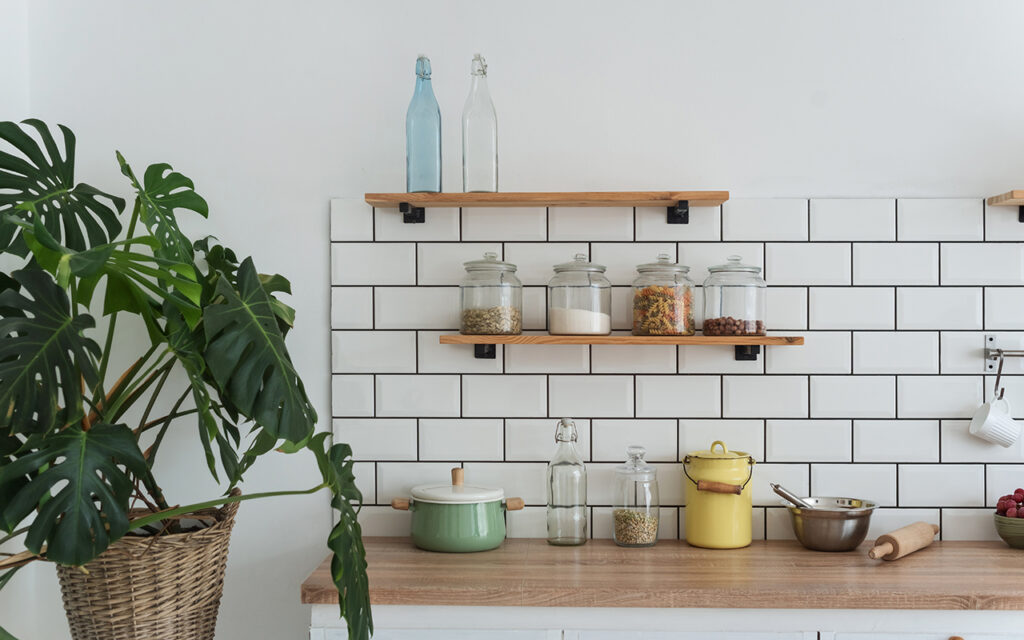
[{"xmin": 683, "ymin": 440, "xmax": 755, "ymax": 549}]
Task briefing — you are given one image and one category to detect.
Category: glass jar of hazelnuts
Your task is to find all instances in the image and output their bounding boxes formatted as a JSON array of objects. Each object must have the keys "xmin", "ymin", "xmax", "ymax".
[{"xmin": 702, "ymin": 255, "xmax": 766, "ymax": 337}]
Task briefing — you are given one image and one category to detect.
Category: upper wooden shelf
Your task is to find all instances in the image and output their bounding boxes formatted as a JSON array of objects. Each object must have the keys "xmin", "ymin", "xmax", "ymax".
[
  {"xmin": 440, "ymin": 334, "xmax": 802, "ymax": 346},
  {"xmin": 365, "ymin": 191, "xmax": 729, "ymax": 208},
  {"xmin": 988, "ymin": 190, "xmax": 1024, "ymax": 207}
]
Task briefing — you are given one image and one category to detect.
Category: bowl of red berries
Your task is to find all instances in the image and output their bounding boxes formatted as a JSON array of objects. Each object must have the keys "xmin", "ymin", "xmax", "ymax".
[{"xmin": 994, "ymin": 488, "xmax": 1024, "ymax": 549}]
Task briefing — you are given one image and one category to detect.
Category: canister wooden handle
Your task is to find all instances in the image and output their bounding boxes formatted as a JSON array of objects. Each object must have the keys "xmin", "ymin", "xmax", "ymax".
[
  {"xmin": 868, "ymin": 522, "xmax": 940, "ymax": 561},
  {"xmin": 696, "ymin": 480, "xmax": 743, "ymax": 495},
  {"xmin": 505, "ymin": 497, "xmax": 524, "ymax": 511},
  {"xmin": 451, "ymin": 467, "xmax": 464, "ymax": 486},
  {"xmin": 391, "ymin": 498, "xmax": 410, "ymax": 511}
]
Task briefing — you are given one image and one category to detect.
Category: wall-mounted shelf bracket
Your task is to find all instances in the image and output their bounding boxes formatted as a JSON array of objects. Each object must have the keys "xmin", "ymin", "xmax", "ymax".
[
  {"xmin": 399, "ymin": 202, "xmax": 425, "ymax": 224},
  {"xmin": 1018, "ymin": 205, "xmax": 1023, "ymax": 223},
  {"xmin": 734, "ymin": 345, "xmax": 760, "ymax": 361},
  {"xmin": 667, "ymin": 200, "xmax": 689, "ymax": 224},
  {"xmin": 474, "ymin": 344, "xmax": 496, "ymax": 359}
]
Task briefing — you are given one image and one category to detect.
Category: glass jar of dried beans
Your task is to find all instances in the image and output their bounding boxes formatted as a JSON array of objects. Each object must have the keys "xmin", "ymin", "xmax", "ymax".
[
  {"xmin": 702, "ymin": 255, "xmax": 766, "ymax": 336},
  {"xmin": 631, "ymin": 254, "xmax": 695, "ymax": 336}
]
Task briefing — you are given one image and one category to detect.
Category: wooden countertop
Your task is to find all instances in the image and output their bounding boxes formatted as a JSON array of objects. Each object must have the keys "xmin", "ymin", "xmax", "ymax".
[{"xmin": 302, "ymin": 537, "xmax": 1024, "ymax": 610}]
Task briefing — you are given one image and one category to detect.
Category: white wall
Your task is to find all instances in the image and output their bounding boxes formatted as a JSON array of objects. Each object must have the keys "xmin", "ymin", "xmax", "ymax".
[{"xmin": 8, "ymin": 1, "xmax": 1024, "ymax": 638}]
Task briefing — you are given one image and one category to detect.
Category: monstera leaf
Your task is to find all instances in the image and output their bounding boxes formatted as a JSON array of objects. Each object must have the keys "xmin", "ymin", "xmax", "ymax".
[
  {"xmin": 0, "ymin": 270, "xmax": 101, "ymax": 435},
  {"xmin": 0, "ymin": 424, "xmax": 148, "ymax": 565},
  {"xmin": 118, "ymin": 153, "xmax": 208, "ymax": 263},
  {"xmin": 202, "ymin": 258, "xmax": 316, "ymax": 443},
  {"xmin": 0, "ymin": 120, "xmax": 124, "ymax": 254}
]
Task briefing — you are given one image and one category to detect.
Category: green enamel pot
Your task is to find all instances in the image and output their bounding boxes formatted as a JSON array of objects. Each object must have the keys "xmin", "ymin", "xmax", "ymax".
[{"xmin": 391, "ymin": 468, "xmax": 524, "ymax": 553}]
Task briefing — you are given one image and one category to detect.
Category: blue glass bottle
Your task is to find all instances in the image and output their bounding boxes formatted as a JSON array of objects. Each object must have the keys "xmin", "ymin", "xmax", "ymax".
[{"xmin": 406, "ymin": 55, "xmax": 442, "ymax": 192}]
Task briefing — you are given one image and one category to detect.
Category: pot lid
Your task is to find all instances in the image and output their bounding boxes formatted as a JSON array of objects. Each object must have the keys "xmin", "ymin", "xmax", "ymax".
[
  {"xmin": 410, "ymin": 467, "xmax": 505, "ymax": 504},
  {"xmin": 686, "ymin": 440, "xmax": 751, "ymax": 460},
  {"xmin": 708, "ymin": 255, "xmax": 761, "ymax": 274},
  {"xmin": 463, "ymin": 251, "xmax": 517, "ymax": 272},
  {"xmin": 554, "ymin": 253, "xmax": 606, "ymax": 273},
  {"xmin": 636, "ymin": 253, "xmax": 690, "ymax": 274}
]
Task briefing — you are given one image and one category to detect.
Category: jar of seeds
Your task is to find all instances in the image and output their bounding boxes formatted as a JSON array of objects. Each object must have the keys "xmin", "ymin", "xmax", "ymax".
[
  {"xmin": 702, "ymin": 255, "xmax": 766, "ymax": 336},
  {"xmin": 460, "ymin": 252, "xmax": 523, "ymax": 335},
  {"xmin": 612, "ymin": 446, "xmax": 660, "ymax": 548},
  {"xmin": 632, "ymin": 254, "xmax": 695, "ymax": 335}
]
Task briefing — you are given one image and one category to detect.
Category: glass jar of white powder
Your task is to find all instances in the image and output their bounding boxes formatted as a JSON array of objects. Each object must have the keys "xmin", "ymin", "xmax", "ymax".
[{"xmin": 547, "ymin": 254, "xmax": 612, "ymax": 335}]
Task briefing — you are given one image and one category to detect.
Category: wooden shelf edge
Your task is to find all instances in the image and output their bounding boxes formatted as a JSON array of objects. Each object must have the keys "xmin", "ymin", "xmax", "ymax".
[
  {"xmin": 987, "ymin": 190, "xmax": 1024, "ymax": 207},
  {"xmin": 439, "ymin": 335, "xmax": 804, "ymax": 346},
  {"xmin": 365, "ymin": 190, "xmax": 729, "ymax": 208}
]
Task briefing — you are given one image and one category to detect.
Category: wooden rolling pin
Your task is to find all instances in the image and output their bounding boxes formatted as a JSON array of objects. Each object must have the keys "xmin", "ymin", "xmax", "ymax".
[{"xmin": 868, "ymin": 522, "xmax": 940, "ymax": 561}]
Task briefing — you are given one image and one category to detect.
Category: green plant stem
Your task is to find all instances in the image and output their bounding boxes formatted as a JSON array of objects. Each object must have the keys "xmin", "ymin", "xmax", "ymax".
[
  {"xmin": 128, "ymin": 484, "xmax": 327, "ymax": 531},
  {"xmin": 144, "ymin": 387, "xmax": 190, "ymax": 467},
  {"xmin": 0, "ymin": 527, "xmax": 30, "ymax": 547},
  {"xmin": 137, "ymin": 365, "xmax": 174, "ymax": 431},
  {"xmin": 136, "ymin": 407, "xmax": 202, "ymax": 434}
]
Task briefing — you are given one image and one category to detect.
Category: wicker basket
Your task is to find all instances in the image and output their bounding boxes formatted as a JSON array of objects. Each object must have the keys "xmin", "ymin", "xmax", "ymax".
[{"xmin": 56, "ymin": 491, "xmax": 241, "ymax": 640}]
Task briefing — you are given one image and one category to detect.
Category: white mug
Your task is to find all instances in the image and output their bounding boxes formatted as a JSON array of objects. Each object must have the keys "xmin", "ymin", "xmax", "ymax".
[{"xmin": 969, "ymin": 397, "xmax": 1021, "ymax": 448}]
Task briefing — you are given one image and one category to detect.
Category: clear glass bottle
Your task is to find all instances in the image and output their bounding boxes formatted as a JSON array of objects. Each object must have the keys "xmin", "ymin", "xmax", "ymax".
[
  {"xmin": 547, "ymin": 254, "xmax": 612, "ymax": 335},
  {"xmin": 702, "ymin": 255, "xmax": 767, "ymax": 336},
  {"xmin": 460, "ymin": 252, "xmax": 522, "ymax": 335},
  {"xmin": 547, "ymin": 418, "xmax": 587, "ymax": 546},
  {"xmin": 406, "ymin": 55, "xmax": 441, "ymax": 193},
  {"xmin": 612, "ymin": 446, "xmax": 659, "ymax": 548},
  {"xmin": 632, "ymin": 254, "xmax": 695, "ymax": 335},
  {"xmin": 461, "ymin": 54, "xmax": 497, "ymax": 192}
]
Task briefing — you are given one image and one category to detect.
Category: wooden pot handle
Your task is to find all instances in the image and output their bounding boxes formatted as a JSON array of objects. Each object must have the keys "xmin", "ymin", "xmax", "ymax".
[
  {"xmin": 505, "ymin": 497, "xmax": 525, "ymax": 511},
  {"xmin": 696, "ymin": 480, "xmax": 743, "ymax": 495},
  {"xmin": 391, "ymin": 498, "xmax": 410, "ymax": 510}
]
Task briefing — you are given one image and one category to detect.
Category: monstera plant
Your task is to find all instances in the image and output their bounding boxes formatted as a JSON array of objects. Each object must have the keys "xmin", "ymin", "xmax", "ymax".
[{"xmin": 0, "ymin": 120, "xmax": 371, "ymax": 640}]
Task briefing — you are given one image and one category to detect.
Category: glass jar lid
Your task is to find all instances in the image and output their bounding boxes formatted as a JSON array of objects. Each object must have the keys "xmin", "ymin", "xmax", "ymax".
[
  {"xmin": 708, "ymin": 255, "xmax": 761, "ymax": 274},
  {"xmin": 554, "ymin": 253, "xmax": 606, "ymax": 273},
  {"xmin": 636, "ymin": 253, "xmax": 690, "ymax": 274},
  {"xmin": 464, "ymin": 251, "xmax": 517, "ymax": 272},
  {"xmin": 616, "ymin": 445, "xmax": 656, "ymax": 480}
]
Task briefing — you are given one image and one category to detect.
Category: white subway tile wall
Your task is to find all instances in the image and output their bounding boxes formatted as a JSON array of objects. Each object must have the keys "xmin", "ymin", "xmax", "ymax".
[{"xmin": 332, "ymin": 198, "xmax": 1018, "ymax": 541}]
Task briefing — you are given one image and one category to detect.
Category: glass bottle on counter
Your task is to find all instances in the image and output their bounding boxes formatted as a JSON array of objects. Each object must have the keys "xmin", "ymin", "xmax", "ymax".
[
  {"xmin": 702, "ymin": 255, "xmax": 766, "ymax": 336},
  {"xmin": 460, "ymin": 252, "xmax": 522, "ymax": 335},
  {"xmin": 612, "ymin": 446, "xmax": 659, "ymax": 548},
  {"xmin": 547, "ymin": 418, "xmax": 587, "ymax": 546},
  {"xmin": 406, "ymin": 55, "xmax": 442, "ymax": 193},
  {"xmin": 547, "ymin": 254, "xmax": 612, "ymax": 335},
  {"xmin": 632, "ymin": 254, "xmax": 695, "ymax": 335},
  {"xmin": 462, "ymin": 53, "xmax": 498, "ymax": 192}
]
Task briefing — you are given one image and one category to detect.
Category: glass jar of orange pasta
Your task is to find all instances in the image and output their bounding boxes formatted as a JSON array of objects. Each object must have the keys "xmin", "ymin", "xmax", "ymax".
[{"xmin": 631, "ymin": 254, "xmax": 695, "ymax": 336}]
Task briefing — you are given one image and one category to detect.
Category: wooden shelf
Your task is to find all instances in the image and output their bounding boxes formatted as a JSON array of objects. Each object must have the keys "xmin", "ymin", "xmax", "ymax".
[
  {"xmin": 365, "ymin": 190, "xmax": 729, "ymax": 209},
  {"xmin": 987, "ymin": 190, "xmax": 1024, "ymax": 207},
  {"xmin": 440, "ymin": 334, "xmax": 802, "ymax": 346}
]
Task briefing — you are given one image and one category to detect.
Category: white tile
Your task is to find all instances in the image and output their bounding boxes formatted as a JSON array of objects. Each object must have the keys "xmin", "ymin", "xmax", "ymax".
[
  {"xmin": 506, "ymin": 506, "xmax": 548, "ymax": 538},
  {"xmin": 723, "ymin": 376, "xmax": 808, "ymax": 418},
  {"xmin": 941, "ymin": 332, "xmax": 1024, "ymax": 374},
  {"xmin": 419, "ymin": 419, "xmax": 503, "ymax": 461},
  {"xmin": 766, "ymin": 331, "xmax": 852, "ymax": 374},
  {"xmin": 352, "ymin": 462, "xmax": 376, "ymax": 504},
  {"xmin": 330, "ymin": 197, "xmax": 373, "ymax": 241},
  {"xmin": 506, "ymin": 339, "xmax": 590, "ymax": 373},
  {"xmin": 853, "ymin": 420, "xmax": 939, "ymax": 462},
  {"xmin": 585, "ymin": 462, "xmax": 624, "ymax": 505},
  {"xmin": 593, "ymin": 506, "xmax": 678, "ymax": 540},
  {"xmin": 812, "ymin": 463, "xmax": 896, "ymax": 506},
  {"xmin": 463, "ymin": 375, "xmax": 547, "ymax": 417},
  {"xmin": 610, "ymin": 287, "xmax": 633, "ymax": 331},
  {"xmin": 505, "ymin": 418, "xmax": 591, "ymax": 462},
  {"xmin": 810, "ymin": 376, "xmax": 895, "ymax": 418},
  {"xmin": 377, "ymin": 462, "xmax": 458, "ymax": 501},
  {"xmin": 765, "ymin": 287, "xmax": 808, "ymax": 330},
  {"xmin": 637, "ymin": 375, "xmax": 721, "ymax": 418},
  {"xmin": 548, "ymin": 207, "xmax": 633, "ymax": 241},
  {"xmin": 333, "ymin": 419, "xmax": 416, "ymax": 460},
  {"xmin": 722, "ymin": 199, "xmax": 808, "ymax": 241},
  {"xmin": 896, "ymin": 287, "xmax": 983, "ymax": 330},
  {"xmin": 994, "ymin": 377, "xmax": 1024, "ymax": 419},
  {"xmin": 897, "ymin": 198, "xmax": 984, "ymax": 241},
  {"xmin": 941, "ymin": 508, "xmax": 1001, "ymax": 541},
  {"xmin": 986, "ymin": 288, "xmax": 1024, "ymax": 329},
  {"xmin": 652, "ymin": 463, "xmax": 685, "ymax": 506},
  {"xmin": 550, "ymin": 375, "xmax": 633, "ymax": 418},
  {"xmin": 942, "ymin": 243, "xmax": 1024, "ymax": 285},
  {"xmin": 678, "ymin": 243, "xmax": 764, "ymax": 283},
  {"xmin": 853, "ymin": 331, "xmax": 938, "ymax": 374},
  {"xmin": 985, "ymin": 464, "xmax": 1024, "ymax": 505},
  {"xmin": 679, "ymin": 344, "xmax": 763, "ymax": 374},
  {"xmin": 765, "ymin": 243, "xmax": 851, "ymax": 285},
  {"xmin": 940, "ymin": 420, "xmax": 1024, "ymax": 463},
  {"xmin": 751, "ymin": 464, "xmax": 809, "ymax": 506},
  {"xmin": 332, "ymin": 331, "xmax": 416, "ymax": 373},
  {"xmin": 332, "ymin": 375, "xmax": 374, "ymax": 417},
  {"xmin": 591, "ymin": 419, "xmax": 677, "ymax": 462},
  {"xmin": 503, "ymin": 242, "xmax": 589, "ymax": 286},
  {"xmin": 375, "ymin": 206, "xmax": 460, "ymax": 241},
  {"xmin": 417, "ymin": 331, "xmax": 503, "ymax": 374},
  {"xmin": 375, "ymin": 375, "xmax": 460, "ymax": 417},
  {"xmin": 867, "ymin": 508, "xmax": 940, "ymax": 540},
  {"xmin": 636, "ymin": 205, "xmax": 720, "ymax": 241},
  {"xmin": 766, "ymin": 420, "xmax": 852, "ymax": 462},
  {"xmin": 899, "ymin": 464, "xmax": 983, "ymax": 507},
  {"xmin": 897, "ymin": 376, "xmax": 983, "ymax": 418},
  {"xmin": 679, "ymin": 419, "xmax": 765, "ymax": 461},
  {"xmin": 764, "ymin": 507, "xmax": 796, "ymax": 540},
  {"xmin": 461, "ymin": 207, "xmax": 547, "ymax": 241},
  {"xmin": 591, "ymin": 242, "xmax": 678, "ymax": 286},
  {"xmin": 809, "ymin": 287, "xmax": 895, "ymax": 330},
  {"xmin": 331, "ymin": 287, "xmax": 373, "ymax": 329},
  {"xmin": 462, "ymin": 462, "xmax": 547, "ymax": 505},
  {"xmin": 374, "ymin": 287, "xmax": 459, "ymax": 329},
  {"xmin": 357, "ymin": 506, "xmax": 411, "ymax": 536},
  {"xmin": 593, "ymin": 340, "xmax": 676, "ymax": 373},
  {"xmin": 417, "ymin": 243, "xmax": 502, "ymax": 285},
  {"xmin": 331, "ymin": 243, "xmax": 415, "ymax": 285},
  {"xmin": 809, "ymin": 199, "xmax": 896, "ymax": 241},
  {"xmin": 853, "ymin": 243, "xmax": 938, "ymax": 285},
  {"xmin": 986, "ymin": 201, "xmax": 1024, "ymax": 241},
  {"xmin": 522, "ymin": 286, "xmax": 547, "ymax": 330}
]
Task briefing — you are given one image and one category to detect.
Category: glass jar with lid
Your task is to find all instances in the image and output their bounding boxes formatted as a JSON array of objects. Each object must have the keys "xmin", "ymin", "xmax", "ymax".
[
  {"xmin": 612, "ymin": 446, "xmax": 659, "ymax": 548},
  {"xmin": 460, "ymin": 252, "xmax": 522, "ymax": 335},
  {"xmin": 547, "ymin": 254, "xmax": 612, "ymax": 335},
  {"xmin": 632, "ymin": 254, "xmax": 695, "ymax": 335},
  {"xmin": 702, "ymin": 255, "xmax": 766, "ymax": 336}
]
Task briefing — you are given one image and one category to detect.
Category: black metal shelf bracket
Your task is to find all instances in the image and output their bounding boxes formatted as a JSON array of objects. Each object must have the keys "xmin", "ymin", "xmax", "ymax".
[
  {"xmin": 1018, "ymin": 205, "xmax": 1023, "ymax": 223},
  {"xmin": 400, "ymin": 202, "xmax": 425, "ymax": 224},
  {"xmin": 734, "ymin": 345, "xmax": 760, "ymax": 361},
  {"xmin": 474, "ymin": 344, "xmax": 496, "ymax": 359},
  {"xmin": 667, "ymin": 200, "xmax": 689, "ymax": 224}
]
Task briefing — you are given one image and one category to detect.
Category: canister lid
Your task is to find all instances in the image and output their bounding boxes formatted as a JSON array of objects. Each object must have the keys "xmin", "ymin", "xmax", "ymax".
[
  {"xmin": 707, "ymin": 255, "xmax": 761, "ymax": 274},
  {"xmin": 636, "ymin": 253, "xmax": 690, "ymax": 274},
  {"xmin": 554, "ymin": 253, "xmax": 606, "ymax": 273},
  {"xmin": 410, "ymin": 467, "xmax": 505, "ymax": 504},
  {"xmin": 616, "ymin": 445, "xmax": 656, "ymax": 480},
  {"xmin": 464, "ymin": 252, "xmax": 517, "ymax": 272},
  {"xmin": 686, "ymin": 440, "xmax": 752, "ymax": 461}
]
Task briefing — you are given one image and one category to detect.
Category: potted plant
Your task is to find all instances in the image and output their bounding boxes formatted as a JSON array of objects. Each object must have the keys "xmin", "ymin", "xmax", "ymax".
[{"xmin": 0, "ymin": 120, "xmax": 372, "ymax": 640}]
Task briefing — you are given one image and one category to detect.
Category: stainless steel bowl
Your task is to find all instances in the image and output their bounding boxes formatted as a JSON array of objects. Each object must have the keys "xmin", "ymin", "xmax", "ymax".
[{"xmin": 785, "ymin": 497, "xmax": 877, "ymax": 552}]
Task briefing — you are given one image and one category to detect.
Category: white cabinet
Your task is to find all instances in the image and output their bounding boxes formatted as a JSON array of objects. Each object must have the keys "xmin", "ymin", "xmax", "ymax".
[
  {"xmin": 311, "ymin": 631, "xmax": 558, "ymax": 640},
  {"xmin": 827, "ymin": 634, "xmax": 1015, "ymax": 640},
  {"xmin": 574, "ymin": 633, "xmax": 814, "ymax": 640}
]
